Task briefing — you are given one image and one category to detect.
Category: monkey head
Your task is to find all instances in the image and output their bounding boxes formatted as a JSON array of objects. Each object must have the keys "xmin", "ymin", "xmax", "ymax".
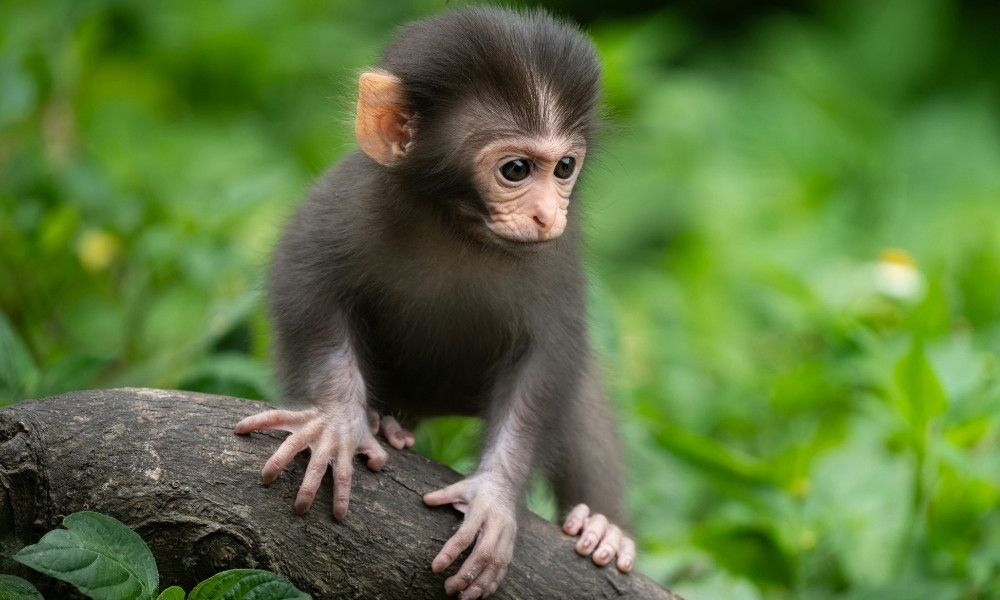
[{"xmin": 353, "ymin": 8, "xmax": 601, "ymax": 250}]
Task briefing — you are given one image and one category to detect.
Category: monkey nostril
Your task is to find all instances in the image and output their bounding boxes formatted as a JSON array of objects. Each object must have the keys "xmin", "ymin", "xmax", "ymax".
[{"xmin": 533, "ymin": 215, "xmax": 548, "ymax": 229}]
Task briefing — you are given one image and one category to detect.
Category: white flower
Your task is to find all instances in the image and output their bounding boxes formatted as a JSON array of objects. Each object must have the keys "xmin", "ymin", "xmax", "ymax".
[{"xmin": 872, "ymin": 249, "xmax": 926, "ymax": 302}]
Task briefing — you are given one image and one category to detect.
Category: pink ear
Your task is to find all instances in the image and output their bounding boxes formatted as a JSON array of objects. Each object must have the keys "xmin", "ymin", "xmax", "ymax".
[{"xmin": 355, "ymin": 72, "xmax": 413, "ymax": 165}]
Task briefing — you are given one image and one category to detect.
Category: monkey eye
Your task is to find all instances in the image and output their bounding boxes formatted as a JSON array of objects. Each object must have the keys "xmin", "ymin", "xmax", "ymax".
[
  {"xmin": 554, "ymin": 157, "xmax": 576, "ymax": 179},
  {"xmin": 500, "ymin": 159, "xmax": 531, "ymax": 182}
]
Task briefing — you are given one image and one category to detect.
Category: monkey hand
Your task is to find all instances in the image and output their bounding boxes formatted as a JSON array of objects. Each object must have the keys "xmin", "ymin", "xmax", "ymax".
[
  {"xmin": 423, "ymin": 475, "xmax": 518, "ymax": 599},
  {"xmin": 562, "ymin": 503, "xmax": 636, "ymax": 573},
  {"xmin": 234, "ymin": 401, "xmax": 395, "ymax": 520}
]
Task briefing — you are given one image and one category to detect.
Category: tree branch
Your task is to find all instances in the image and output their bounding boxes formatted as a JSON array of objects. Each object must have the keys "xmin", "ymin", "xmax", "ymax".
[{"xmin": 0, "ymin": 388, "xmax": 681, "ymax": 599}]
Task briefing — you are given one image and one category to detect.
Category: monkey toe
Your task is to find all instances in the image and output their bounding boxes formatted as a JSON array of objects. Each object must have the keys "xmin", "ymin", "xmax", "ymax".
[
  {"xmin": 378, "ymin": 415, "xmax": 415, "ymax": 449},
  {"xmin": 562, "ymin": 503, "xmax": 590, "ymax": 535},
  {"xmin": 616, "ymin": 536, "xmax": 637, "ymax": 572},
  {"xmin": 563, "ymin": 505, "xmax": 636, "ymax": 571},
  {"xmin": 576, "ymin": 512, "xmax": 608, "ymax": 556}
]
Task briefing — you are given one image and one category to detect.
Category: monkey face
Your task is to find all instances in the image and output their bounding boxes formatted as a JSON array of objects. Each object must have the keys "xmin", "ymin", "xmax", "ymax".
[{"xmin": 472, "ymin": 135, "xmax": 586, "ymax": 245}]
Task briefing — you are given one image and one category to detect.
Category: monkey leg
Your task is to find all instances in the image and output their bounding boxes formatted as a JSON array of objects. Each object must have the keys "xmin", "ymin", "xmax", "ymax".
[{"xmin": 547, "ymin": 367, "xmax": 636, "ymax": 572}]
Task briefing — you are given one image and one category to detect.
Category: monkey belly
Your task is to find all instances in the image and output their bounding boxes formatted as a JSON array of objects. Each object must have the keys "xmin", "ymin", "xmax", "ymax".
[
  {"xmin": 361, "ymin": 335, "xmax": 509, "ymax": 420},
  {"xmin": 351, "ymin": 296, "xmax": 522, "ymax": 421}
]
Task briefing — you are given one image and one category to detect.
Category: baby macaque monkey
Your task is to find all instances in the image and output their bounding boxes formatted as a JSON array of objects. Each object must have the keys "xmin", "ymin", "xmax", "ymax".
[{"xmin": 235, "ymin": 7, "xmax": 634, "ymax": 598}]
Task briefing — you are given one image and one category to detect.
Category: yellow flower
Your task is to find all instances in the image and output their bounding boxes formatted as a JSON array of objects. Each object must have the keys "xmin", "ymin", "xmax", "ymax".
[{"xmin": 77, "ymin": 228, "xmax": 120, "ymax": 272}]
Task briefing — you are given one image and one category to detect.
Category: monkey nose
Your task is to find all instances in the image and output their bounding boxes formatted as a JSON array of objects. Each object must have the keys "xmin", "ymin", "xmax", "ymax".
[
  {"xmin": 532, "ymin": 204, "xmax": 557, "ymax": 236},
  {"xmin": 531, "ymin": 215, "xmax": 554, "ymax": 241}
]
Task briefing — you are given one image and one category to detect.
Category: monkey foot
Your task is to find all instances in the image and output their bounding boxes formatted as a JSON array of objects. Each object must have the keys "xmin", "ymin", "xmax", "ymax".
[
  {"xmin": 562, "ymin": 504, "xmax": 636, "ymax": 572},
  {"xmin": 372, "ymin": 412, "xmax": 415, "ymax": 450}
]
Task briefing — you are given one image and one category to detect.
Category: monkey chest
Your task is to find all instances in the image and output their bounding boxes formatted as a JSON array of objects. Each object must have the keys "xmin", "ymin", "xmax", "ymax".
[{"xmin": 351, "ymin": 287, "xmax": 521, "ymax": 416}]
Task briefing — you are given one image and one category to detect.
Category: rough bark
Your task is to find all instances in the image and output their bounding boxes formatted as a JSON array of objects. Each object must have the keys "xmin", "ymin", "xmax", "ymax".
[{"xmin": 0, "ymin": 388, "xmax": 680, "ymax": 599}]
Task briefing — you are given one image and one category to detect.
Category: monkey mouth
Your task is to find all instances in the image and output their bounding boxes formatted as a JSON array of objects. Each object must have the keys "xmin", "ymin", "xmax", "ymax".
[
  {"xmin": 488, "ymin": 232, "xmax": 555, "ymax": 254},
  {"xmin": 470, "ymin": 216, "xmax": 558, "ymax": 254}
]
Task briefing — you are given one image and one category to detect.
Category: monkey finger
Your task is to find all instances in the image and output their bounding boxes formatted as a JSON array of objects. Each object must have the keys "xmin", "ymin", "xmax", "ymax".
[
  {"xmin": 616, "ymin": 535, "xmax": 636, "ymax": 573},
  {"xmin": 485, "ymin": 566, "xmax": 506, "ymax": 598},
  {"xmin": 379, "ymin": 415, "xmax": 415, "ymax": 450},
  {"xmin": 358, "ymin": 436, "xmax": 389, "ymax": 471},
  {"xmin": 331, "ymin": 445, "xmax": 356, "ymax": 521},
  {"xmin": 294, "ymin": 441, "xmax": 335, "ymax": 515},
  {"xmin": 562, "ymin": 503, "xmax": 590, "ymax": 536},
  {"xmin": 234, "ymin": 409, "xmax": 312, "ymax": 435},
  {"xmin": 576, "ymin": 512, "xmax": 609, "ymax": 556},
  {"xmin": 261, "ymin": 430, "xmax": 311, "ymax": 484},
  {"xmin": 449, "ymin": 550, "xmax": 500, "ymax": 599},
  {"xmin": 432, "ymin": 512, "xmax": 482, "ymax": 574},
  {"xmin": 445, "ymin": 550, "xmax": 486, "ymax": 595},
  {"xmin": 423, "ymin": 480, "xmax": 471, "ymax": 511},
  {"xmin": 449, "ymin": 518, "xmax": 513, "ymax": 599}
]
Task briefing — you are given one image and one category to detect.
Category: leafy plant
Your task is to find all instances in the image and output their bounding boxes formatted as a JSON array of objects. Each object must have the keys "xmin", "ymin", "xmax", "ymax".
[
  {"xmin": 0, "ymin": 575, "xmax": 44, "ymax": 600},
  {"xmin": 2, "ymin": 512, "xmax": 310, "ymax": 600}
]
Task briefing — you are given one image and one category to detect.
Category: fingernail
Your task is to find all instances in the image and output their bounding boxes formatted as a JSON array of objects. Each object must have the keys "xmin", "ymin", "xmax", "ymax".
[
  {"xmin": 597, "ymin": 548, "xmax": 609, "ymax": 561},
  {"xmin": 432, "ymin": 554, "xmax": 451, "ymax": 573},
  {"xmin": 583, "ymin": 534, "xmax": 595, "ymax": 549},
  {"xmin": 565, "ymin": 518, "xmax": 577, "ymax": 531}
]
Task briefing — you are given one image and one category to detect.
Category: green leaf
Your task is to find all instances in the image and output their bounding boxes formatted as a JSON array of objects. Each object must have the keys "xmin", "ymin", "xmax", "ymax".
[
  {"xmin": 650, "ymin": 420, "xmax": 776, "ymax": 486},
  {"xmin": 842, "ymin": 578, "xmax": 964, "ymax": 600},
  {"xmin": 156, "ymin": 586, "xmax": 186, "ymax": 600},
  {"xmin": 13, "ymin": 511, "xmax": 159, "ymax": 600},
  {"xmin": 0, "ymin": 574, "xmax": 44, "ymax": 600},
  {"xmin": 0, "ymin": 308, "xmax": 40, "ymax": 402},
  {"xmin": 188, "ymin": 570, "xmax": 311, "ymax": 600},
  {"xmin": 692, "ymin": 522, "xmax": 793, "ymax": 588},
  {"xmin": 893, "ymin": 337, "xmax": 948, "ymax": 442}
]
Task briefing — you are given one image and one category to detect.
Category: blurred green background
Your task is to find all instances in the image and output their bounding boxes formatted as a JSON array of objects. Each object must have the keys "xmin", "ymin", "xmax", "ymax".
[{"xmin": 2, "ymin": 0, "xmax": 999, "ymax": 597}]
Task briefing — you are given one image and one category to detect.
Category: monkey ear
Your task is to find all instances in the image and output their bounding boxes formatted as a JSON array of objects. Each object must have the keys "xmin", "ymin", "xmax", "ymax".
[{"xmin": 355, "ymin": 71, "xmax": 414, "ymax": 166}]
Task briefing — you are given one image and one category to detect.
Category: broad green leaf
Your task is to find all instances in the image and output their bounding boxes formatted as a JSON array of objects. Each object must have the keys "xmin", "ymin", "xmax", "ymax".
[
  {"xmin": 692, "ymin": 522, "xmax": 793, "ymax": 588},
  {"xmin": 893, "ymin": 338, "xmax": 948, "ymax": 442},
  {"xmin": 156, "ymin": 586, "xmax": 186, "ymax": 600},
  {"xmin": 808, "ymin": 421, "xmax": 914, "ymax": 586},
  {"xmin": 650, "ymin": 420, "xmax": 776, "ymax": 486},
  {"xmin": 187, "ymin": 570, "xmax": 310, "ymax": 600},
  {"xmin": 13, "ymin": 511, "xmax": 159, "ymax": 600},
  {"xmin": 0, "ymin": 574, "xmax": 44, "ymax": 600}
]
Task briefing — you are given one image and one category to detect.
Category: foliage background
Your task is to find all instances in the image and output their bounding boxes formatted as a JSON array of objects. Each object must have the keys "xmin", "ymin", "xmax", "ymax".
[{"xmin": 2, "ymin": 0, "xmax": 999, "ymax": 597}]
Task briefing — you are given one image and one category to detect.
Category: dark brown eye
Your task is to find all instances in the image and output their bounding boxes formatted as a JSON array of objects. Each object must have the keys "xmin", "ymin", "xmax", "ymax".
[
  {"xmin": 500, "ymin": 159, "xmax": 531, "ymax": 182},
  {"xmin": 554, "ymin": 157, "xmax": 576, "ymax": 179}
]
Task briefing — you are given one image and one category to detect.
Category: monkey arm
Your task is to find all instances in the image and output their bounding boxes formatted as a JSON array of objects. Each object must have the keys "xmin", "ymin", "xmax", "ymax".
[{"xmin": 422, "ymin": 352, "xmax": 561, "ymax": 599}]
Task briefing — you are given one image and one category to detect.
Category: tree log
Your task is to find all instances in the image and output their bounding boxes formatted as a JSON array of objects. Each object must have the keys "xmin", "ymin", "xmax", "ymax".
[{"xmin": 0, "ymin": 388, "xmax": 680, "ymax": 599}]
